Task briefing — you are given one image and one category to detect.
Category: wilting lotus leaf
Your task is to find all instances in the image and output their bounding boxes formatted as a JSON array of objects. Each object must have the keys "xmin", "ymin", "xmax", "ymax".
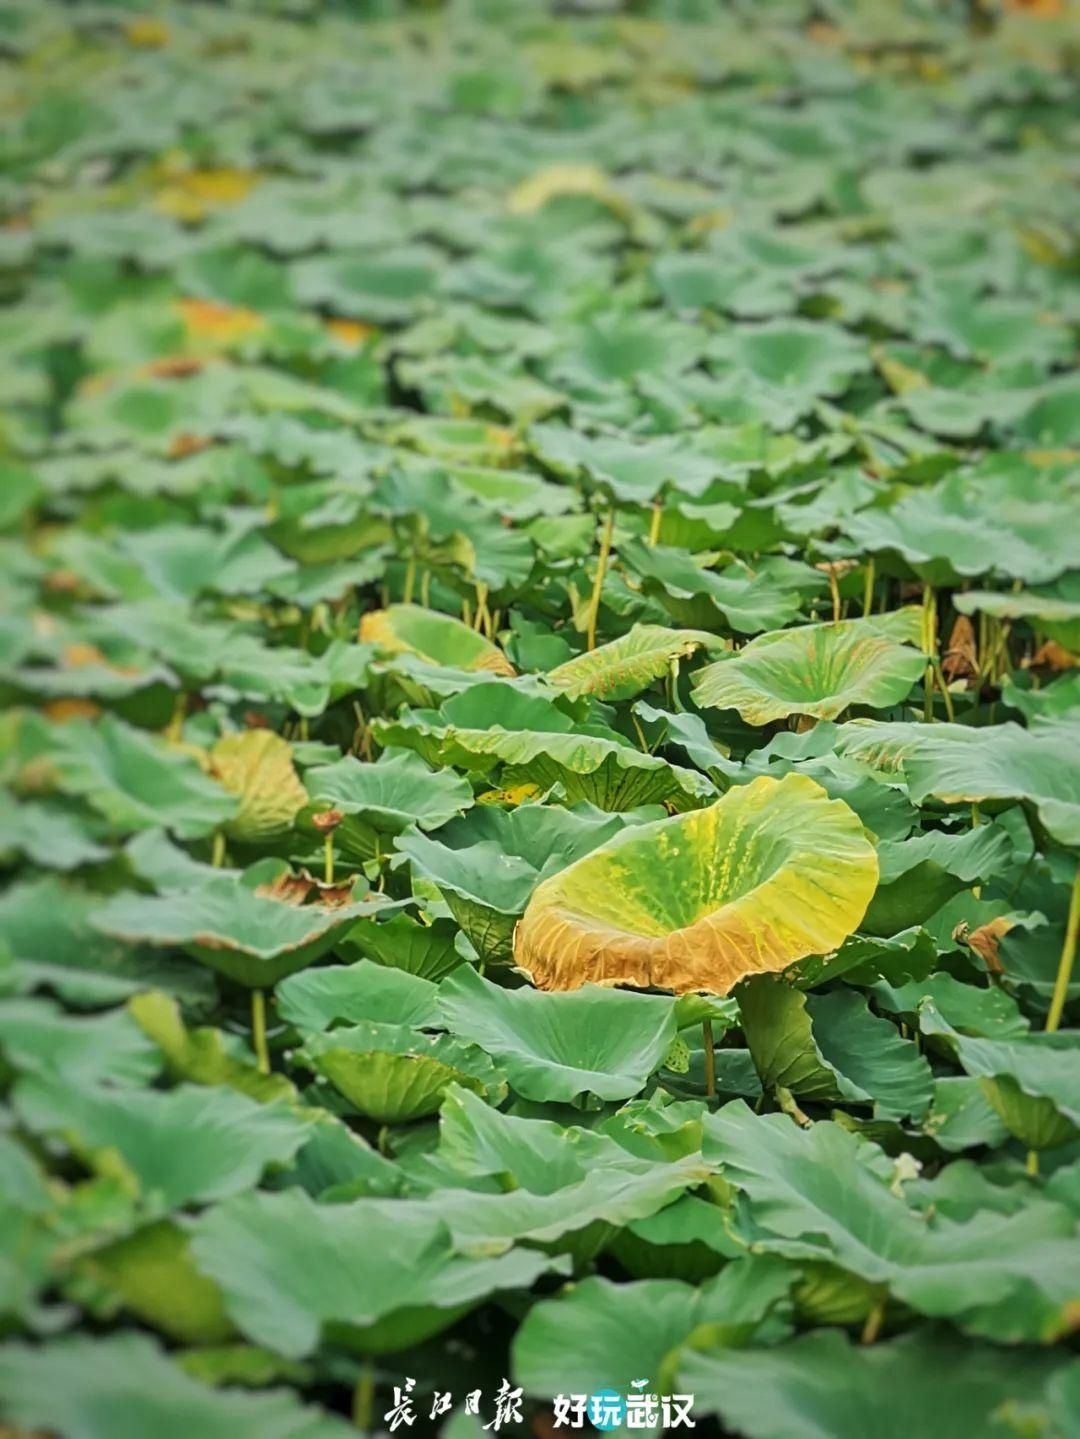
[
  {"xmin": 0, "ymin": 1332, "xmax": 356, "ymax": 1439},
  {"xmin": 276, "ymin": 959, "xmax": 440, "ymax": 1033},
  {"xmin": 303, "ymin": 747, "xmax": 473, "ymax": 862},
  {"xmin": 514, "ymin": 1257, "xmax": 792, "ymax": 1404},
  {"xmin": 208, "ymin": 730, "xmax": 308, "ymax": 844},
  {"xmin": 359, "ymin": 603, "xmax": 515, "ymax": 676},
  {"xmin": 679, "ymin": 1329, "xmax": 1066, "ymax": 1439},
  {"xmin": 548, "ymin": 625, "xmax": 723, "ymax": 702},
  {"xmin": 437, "ymin": 965, "xmax": 678, "ymax": 1103},
  {"xmin": 373, "ymin": 686, "xmax": 714, "ymax": 812},
  {"xmin": 92, "ymin": 866, "xmax": 392, "ymax": 987},
  {"xmin": 298, "ymin": 1021, "xmax": 506, "ymax": 1122},
  {"xmin": 12, "ymin": 714, "xmax": 237, "ymax": 840},
  {"xmin": 396, "ymin": 802, "xmax": 655, "ymax": 963},
  {"xmin": 691, "ymin": 614, "xmax": 927, "ymax": 725},
  {"xmin": 898, "ymin": 720, "xmax": 1080, "ymax": 847},
  {"xmin": 190, "ymin": 1188, "xmax": 565, "ymax": 1358},
  {"xmin": 514, "ymin": 774, "xmax": 877, "ymax": 995},
  {"xmin": 12, "ymin": 1075, "xmax": 311, "ymax": 1211}
]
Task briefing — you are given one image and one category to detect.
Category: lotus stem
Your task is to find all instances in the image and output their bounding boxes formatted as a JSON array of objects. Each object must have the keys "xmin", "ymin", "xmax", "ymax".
[
  {"xmin": 860, "ymin": 1297, "xmax": 885, "ymax": 1345},
  {"xmin": 702, "ymin": 1020, "xmax": 716, "ymax": 1098},
  {"xmin": 211, "ymin": 830, "xmax": 226, "ymax": 868},
  {"xmin": 827, "ymin": 568, "xmax": 841, "ymax": 624},
  {"xmin": 403, "ymin": 553, "xmax": 416, "ymax": 604},
  {"xmin": 298, "ymin": 716, "xmax": 309, "ymax": 742},
  {"xmin": 251, "ymin": 988, "xmax": 270, "ymax": 1074},
  {"xmin": 586, "ymin": 504, "xmax": 615, "ymax": 652},
  {"xmin": 1045, "ymin": 864, "xmax": 1080, "ymax": 1034},
  {"xmin": 352, "ymin": 1359, "xmax": 376, "ymax": 1434},
  {"xmin": 668, "ymin": 658, "xmax": 684, "ymax": 713},
  {"xmin": 630, "ymin": 711, "xmax": 650, "ymax": 753},
  {"xmin": 420, "ymin": 567, "xmax": 430, "ymax": 608},
  {"xmin": 1026, "ymin": 1148, "xmax": 1040, "ymax": 1177},
  {"xmin": 862, "ymin": 558, "xmax": 875, "ymax": 617},
  {"xmin": 324, "ymin": 832, "xmax": 335, "ymax": 886},
  {"xmin": 648, "ymin": 501, "xmax": 663, "ymax": 546},
  {"xmin": 166, "ymin": 689, "xmax": 187, "ymax": 742}
]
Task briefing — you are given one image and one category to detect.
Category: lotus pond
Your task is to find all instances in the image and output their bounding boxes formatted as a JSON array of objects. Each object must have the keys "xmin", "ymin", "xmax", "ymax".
[{"xmin": 1, "ymin": 1, "xmax": 1080, "ymax": 1436}]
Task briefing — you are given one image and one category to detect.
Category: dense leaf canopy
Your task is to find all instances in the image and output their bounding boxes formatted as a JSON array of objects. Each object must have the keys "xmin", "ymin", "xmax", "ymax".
[{"xmin": 1, "ymin": 0, "xmax": 1078, "ymax": 1435}]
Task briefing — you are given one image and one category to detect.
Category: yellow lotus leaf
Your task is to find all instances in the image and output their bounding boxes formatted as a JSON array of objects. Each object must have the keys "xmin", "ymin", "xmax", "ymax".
[
  {"xmin": 359, "ymin": 604, "xmax": 515, "ymax": 676},
  {"xmin": 178, "ymin": 298, "xmax": 265, "ymax": 347},
  {"xmin": 209, "ymin": 730, "xmax": 308, "ymax": 844},
  {"xmin": 155, "ymin": 168, "xmax": 257, "ymax": 223},
  {"xmin": 513, "ymin": 773, "xmax": 878, "ymax": 994}
]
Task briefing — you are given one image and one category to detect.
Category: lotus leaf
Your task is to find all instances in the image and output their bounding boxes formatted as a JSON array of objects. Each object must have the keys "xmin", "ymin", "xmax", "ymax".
[
  {"xmin": 548, "ymin": 625, "xmax": 722, "ymax": 702},
  {"xmin": 190, "ymin": 1188, "xmax": 566, "ymax": 1357},
  {"xmin": 691, "ymin": 614, "xmax": 927, "ymax": 725},
  {"xmin": 396, "ymin": 801, "xmax": 655, "ymax": 963},
  {"xmin": 297, "ymin": 1022, "xmax": 506, "ymax": 1122},
  {"xmin": 209, "ymin": 730, "xmax": 308, "ymax": 844},
  {"xmin": 359, "ymin": 603, "xmax": 515, "ymax": 676},
  {"xmin": 92, "ymin": 867, "xmax": 392, "ymax": 987},
  {"xmin": 514, "ymin": 774, "xmax": 877, "ymax": 994}
]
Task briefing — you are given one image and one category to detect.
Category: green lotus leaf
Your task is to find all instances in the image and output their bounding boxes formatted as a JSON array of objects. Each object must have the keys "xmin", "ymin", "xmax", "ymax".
[
  {"xmin": 373, "ymin": 686, "xmax": 714, "ymax": 812},
  {"xmin": 705, "ymin": 1101, "xmax": 1080, "ymax": 1342},
  {"xmin": 706, "ymin": 320, "xmax": 870, "ymax": 428},
  {"xmin": 873, "ymin": 972, "xmax": 1029, "ymax": 1041},
  {"xmin": 12, "ymin": 713, "xmax": 237, "ymax": 840},
  {"xmin": 276, "ymin": 959, "xmax": 440, "ymax": 1033},
  {"xmin": 79, "ymin": 1220, "xmax": 234, "ymax": 1345},
  {"xmin": 0, "ymin": 794, "xmax": 111, "ymax": 870},
  {"xmin": 514, "ymin": 773, "xmax": 877, "ymax": 995},
  {"xmin": 91, "ymin": 866, "xmax": 392, "ymax": 987},
  {"xmin": 863, "ymin": 823, "xmax": 1013, "ymax": 935},
  {"xmin": 291, "ymin": 245, "xmax": 440, "ymax": 323},
  {"xmin": 297, "ymin": 1021, "xmax": 506, "ymax": 1122},
  {"xmin": 923, "ymin": 1077, "xmax": 1010, "ymax": 1154},
  {"xmin": 738, "ymin": 979, "xmax": 933, "ymax": 1122},
  {"xmin": 12, "ymin": 1075, "xmax": 311, "ymax": 1211},
  {"xmin": 437, "ymin": 965, "xmax": 679, "ymax": 1103},
  {"xmin": 843, "ymin": 464, "xmax": 1080, "ymax": 586},
  {"xmin": 691, "ymin": 613, "xmax": 926, "ymax": 724},
  {"xmin": 209, "ymin": 636, "xmax": 374, "ymax": 719},
  {"xmin": 208, "ymin": 730, "xmax": 308, "ymax": 844},
  {"xmin": 0, "ymin": 1332, "xmax": 356, "ymax": 1439},
  {"xmin": 341, "ymin": 911, "xmax": 465, "ymax": 981},
  {"xmin": 679, "ymin": 1329, "xmax": 1066, "ymax": 1439},
  {"xmin": 529, "ymin": 424, "xmax": 719, "ymax": 505},
  {"xmin": 303, "ymin": 747, "xmax": 474, "ymax": 863},
  {"xmin": 513, "ymin": 1258, "xmax": 793, "ymax": 1406},
  {"xmin": 0, "ymin": 997, "xmax": 162, "ymax": 1088},
  {"xmin": 912, "ymin": 286, "xmax": 1072, "ymax": 369},
  {"xmin": 189, "ymin": 1188, "xmax": 566, "ymax": 1358},
  {"xmin": 620, "ymin": 539, "xmax": 820, "ymax": 635},
  {"xmin": 920, "ymin": 1010, "xmax": 1080, "ymax": 1152},
  {"xmin": 548, "ymin": 625, "xmax": 723, "ymax": 702},
  {"xmin": 0, "ymin": 875, "xmax": 214, "ymax": 1009},
  {"xmin": 359, "ymin": 603, "xmax": 515, "ymax": 676},
  {"xmin": 127, "ymin": 991, "xmax": 298, "ymax": 1105},
  {"xmin": 898, "ymin": 720, "xmax": 1080, "ymax": 847},
  {"xmin": 396, "ymin": 802, "xmax": 655, "ymax": 963}
]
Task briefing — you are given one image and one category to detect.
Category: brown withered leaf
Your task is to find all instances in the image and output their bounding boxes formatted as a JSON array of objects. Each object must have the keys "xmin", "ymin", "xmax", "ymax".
[
  {"xmin": 942, "ymin": 615, "xmax": 978, "ymax": 682},
  {"xmin": 953, "ymin": 916, "xmax": 1014, "ymax": 974}
]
